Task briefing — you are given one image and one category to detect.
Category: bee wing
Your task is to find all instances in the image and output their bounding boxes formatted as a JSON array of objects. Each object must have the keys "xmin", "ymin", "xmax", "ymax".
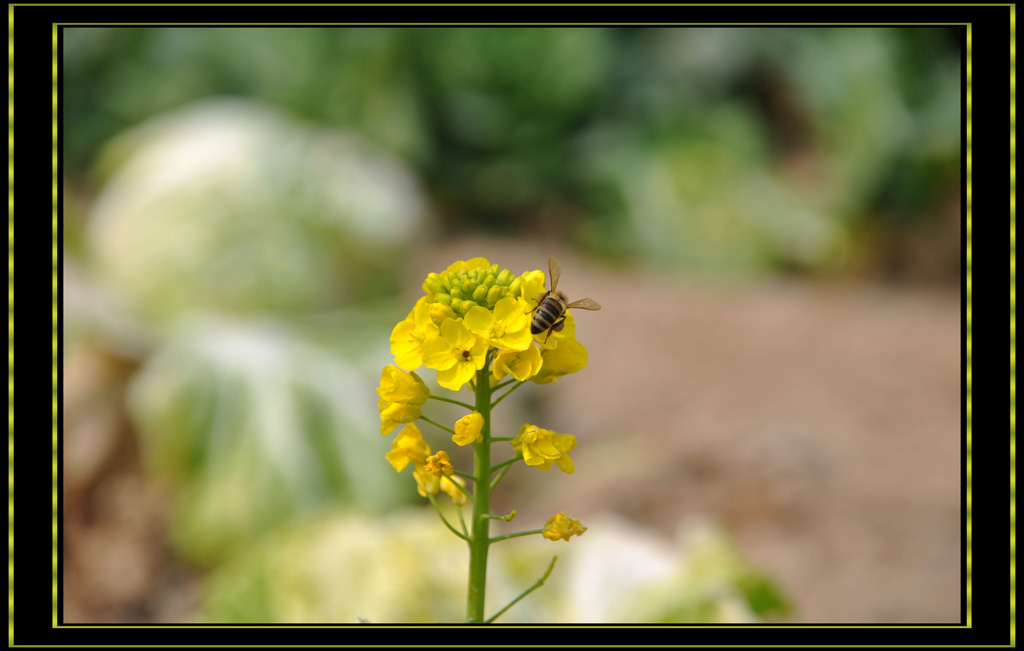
[
  {"xmin": 548, "ymin": 257, "xmax": 561, "ymax": 293},
  {"xmin": 567, "ymin": 297, "xmax": 601, "ymax": 311}
]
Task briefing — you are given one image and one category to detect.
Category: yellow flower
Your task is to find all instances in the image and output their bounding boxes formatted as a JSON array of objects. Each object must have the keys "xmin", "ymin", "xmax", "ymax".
[
  {"xmin": 440, "ymin": 475, "xmax": 468, "ymax": 506},
  {"xmin": 445, "ymin": 257, "xmax": 492, "ymax": 275},
  {"xmin": 452, "ymin": 412, "xmax": 485, "ymax": 446},
  {"xmin": 519, "ymin": 269, "xmax": 548, "ymax": 306},
  {"xmin": 413, "ymin": 464, "xmax": 440, "ymax": 497},
  {"xmin": 492, "ymin": 344, "xmax": 543, "ymax": 382},
  {"xmin": 428, "ymin": 302, "xmax": 459, "ymax": 327},
  {"xmin": 377, "ymin": 365, "xmax": 430, "ymax": 405},
  {"xmin": 384, "ymin": 423, "xmax": 430, "ymax": 472},
  {"xmin": 510, "ymin": 423, "xmax": 577, "ymax": 473},
  {"xmin": 464, "ymin": 297, "xmax": 534, "ymax": 351},
  {"xmin": 379, "ymin": 398, "xmax": 422, "ymax": 436},
  {"xmin": 425, "ymin": 450, "xmax": 454, "ymax": 477},
  {"xmin": 534, "ymin": 310, "xmax": 576, "ymax": 350},
  {"xmin": 390, "ymin": 297, "xmax": 440, "ymax": 371},
  {"xmin": 530, "ymin": 337, "xmax": 588, "ymax": 384},
  {"xmin": 421, "ymin": 318, "xmax": 488, "ymax": 391},
  {"xmin": 542, "ymin": 512, "xmax": 587, "ymax": 542}
]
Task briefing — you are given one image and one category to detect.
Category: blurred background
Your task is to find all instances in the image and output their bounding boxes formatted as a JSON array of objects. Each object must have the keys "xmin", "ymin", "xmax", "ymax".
[{"xmin": 61, "ymin": 27, "xmax": 962, "ymax": 623}]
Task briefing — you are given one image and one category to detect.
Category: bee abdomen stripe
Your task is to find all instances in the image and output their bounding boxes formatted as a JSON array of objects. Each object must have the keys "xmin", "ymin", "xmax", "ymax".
[{"xmin": 536, "ymin": 303, "xmax": 561, "ymax": 323}]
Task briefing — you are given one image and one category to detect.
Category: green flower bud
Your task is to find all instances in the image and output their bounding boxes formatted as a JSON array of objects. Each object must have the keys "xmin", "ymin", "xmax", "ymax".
[
  {"xmin": 508, "ymin": 277, "xmax": 522, "ymax": 296},
  {"xmin": 435, "ymin": 293, "xmax": 452, "ymax": 306},
  {"xmin": 451, "ymin": 288, "xmax": 465, "ymax": 300},
  {"xmin": 472, "ymin": 285, "xmax": 488, "ymax": 302},
  {"xmin": 423, "ymin": 274, "xmax": 445, "ymax": 295},
  {"xmin": 486, "ymin": 285, "xmax": 504, "ymax": 305},
  {"xmin": 496, "ymin": 269, "xmax": 512, "ymax": 286}
]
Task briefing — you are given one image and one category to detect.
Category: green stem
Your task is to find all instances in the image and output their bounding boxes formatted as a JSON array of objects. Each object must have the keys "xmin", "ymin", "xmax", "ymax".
[
  {"xmin": 419, "ymin": 415, "xmax": 456, "ymax": 436},
  {"xmin": 490, "ymin": 380, "xmax": 525, "ymax": 410},
  {"xmin": 452, "ymin": 469, "xmax": 478, "ymax": 482},
  {"xmin": 447, "ymin": 474, "xmax": 474, "ymax": 503},
  {"xmin": 489, "ymin": 457, "xmax": 518, "ymax": 491},
  {"xmin": 466, "ymin": 356, "xmax": 494, "ymax": 623},
  {"xmin": 489, "ymin": 529, "xmax": 544, "ymax": 544},
  {"xmin": 484, "ymin": 556, "xmax": 558, "ymax": 623},
  {"xmin": 489, "ymin": 455, "xmax": 521, "ymax": 475},
  {"xmin": 428, "ymin": 395, "xmax": 477, "ymax": 411},
  {"xmin": 484, "ymin": 512, "xmax": 514, "ymax": 521},
  {"xmin": 428, "ymin": 495, "xmax": 469, "ymax": 541},
  {"xmin": 492, "ymin": 378, "xmax": 518, "ymax": 391}
]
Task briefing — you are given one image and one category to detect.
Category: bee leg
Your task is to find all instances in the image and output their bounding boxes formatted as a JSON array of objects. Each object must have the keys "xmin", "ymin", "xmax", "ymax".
[{"xmin": 542, "ymin": 318, "xmax": 565, "ymax": 344}]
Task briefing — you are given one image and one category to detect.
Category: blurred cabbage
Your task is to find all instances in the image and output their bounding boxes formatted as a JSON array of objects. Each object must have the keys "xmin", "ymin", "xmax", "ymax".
[
  {"xmin": 200, "ymin": 510, "xmax": 789, "ymax": 624},
  {"xmin": 126, "ymin": 316, "xmax": 409, "ymax": 566},
  {"xmin": 85, "ymin": 98, "xmax": 434, "ymax": 324}
]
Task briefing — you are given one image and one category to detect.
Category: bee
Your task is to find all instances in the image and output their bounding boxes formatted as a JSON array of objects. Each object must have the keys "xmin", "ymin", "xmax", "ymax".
[{"xmin": 530, "ymin": 257, "xmax": 601, "ymax": 343}]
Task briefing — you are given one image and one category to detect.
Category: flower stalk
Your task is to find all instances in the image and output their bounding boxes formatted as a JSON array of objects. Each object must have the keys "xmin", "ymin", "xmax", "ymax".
[
  {"xmin": 466, "ymin": 362, "xmax": 493, "ymax": 623},
  {"xmin": 378, "ymin": 257, "xmax": 596, "ymax": 623}
]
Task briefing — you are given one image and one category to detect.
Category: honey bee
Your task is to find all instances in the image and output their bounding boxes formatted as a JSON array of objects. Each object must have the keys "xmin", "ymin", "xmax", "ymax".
[{"xmin": 530, "ymin": 257, "xmax": 601, "ymax": 343}]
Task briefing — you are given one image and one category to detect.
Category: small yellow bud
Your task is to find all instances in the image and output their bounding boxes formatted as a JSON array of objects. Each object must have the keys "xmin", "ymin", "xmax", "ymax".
[
  {"xmin": 425, "ymin": 450, "xmax": 454, "ymax": 477},
  {"xmin": 542, "ymin": 512, "xmax": 587, "ymax": 542},
  {"xmin": 453, "ymin": 412, "xmax": 485, "ymax": 446}
]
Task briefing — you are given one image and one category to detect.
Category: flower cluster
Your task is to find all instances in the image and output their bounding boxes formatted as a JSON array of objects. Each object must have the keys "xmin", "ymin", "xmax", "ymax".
[
  {"xmin": 389, "ymin": 257, "xmax": 588, "ymax": 391},
  {"xmin": 378, "ymin": 256, "xmax": 595, "ymax": 622}
]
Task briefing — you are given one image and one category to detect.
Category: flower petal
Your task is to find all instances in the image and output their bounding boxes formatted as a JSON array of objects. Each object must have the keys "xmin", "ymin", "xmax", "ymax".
[{"xmin": 463, "ymin": 306, "xmax": 494, "ymax": 337}]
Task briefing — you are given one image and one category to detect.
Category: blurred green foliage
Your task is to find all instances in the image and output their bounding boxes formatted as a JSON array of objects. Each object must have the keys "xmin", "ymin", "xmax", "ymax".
[{"xmin": 64, "ymin": 26, "xmax": 960, "ymax": 278}]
